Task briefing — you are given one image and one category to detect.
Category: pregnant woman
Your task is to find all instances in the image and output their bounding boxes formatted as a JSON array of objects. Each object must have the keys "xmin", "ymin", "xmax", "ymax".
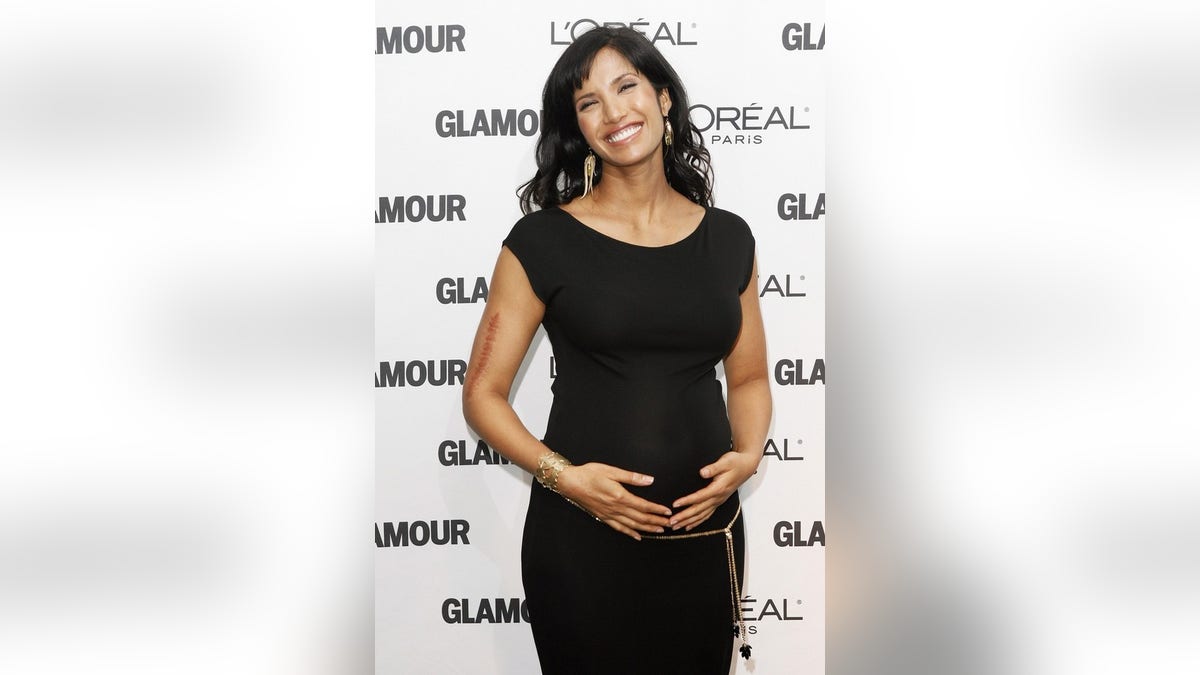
[{"xmin": 462, "ymin": 26, "xmax": 772, "ymax": 675}]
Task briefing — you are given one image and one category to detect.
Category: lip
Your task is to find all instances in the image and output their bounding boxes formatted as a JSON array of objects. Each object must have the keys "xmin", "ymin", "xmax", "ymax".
[{"xmin": 604, "ymin": 122, "xmax": 643, "ymax": 145}]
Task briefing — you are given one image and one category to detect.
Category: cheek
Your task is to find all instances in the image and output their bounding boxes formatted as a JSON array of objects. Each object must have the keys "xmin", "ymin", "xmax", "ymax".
[{"xmin": 575, "ymin": 114, "xmax": 596, "ymax": 138}]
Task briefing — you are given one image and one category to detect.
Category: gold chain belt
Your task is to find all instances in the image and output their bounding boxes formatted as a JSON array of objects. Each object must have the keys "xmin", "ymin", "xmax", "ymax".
[
  {"xmin": 641, "ymin": 503, "xmax": 751, "ymax": 660},
  {"xmin": 554, "ymin": 491, "xmax": 753, "ymax": 661}
]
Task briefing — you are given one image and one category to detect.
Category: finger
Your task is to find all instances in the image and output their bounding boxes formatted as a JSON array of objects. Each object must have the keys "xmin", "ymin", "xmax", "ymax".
[
  {"xmin": 673, "ymin": 494, "xmax": 726, "ymax": 526},
  {"xmin": 604, "ymin": 504, "xmax": 672, "ymax": 530},
  {"xmin": 698, "ymin": 456, "xmax": 728, "ymax": 479},
  {"xmin": 703, "ymin": 450, "xmax": 743, "ymax": 478},
  {"xmin": 615, "ymin": 513, "xmax": 665, "ymax": 534},
  {"xmin": 610, "ymin": 467, "xmax": 656, "ymax": 487},
  {"xmin": 672, "ymin": 484, "xmax": 722, "ymax": 510},
  {"xmin": 669, "ymin": 509, "xmax": 705, "ymax": 530},
  {"xmin": 669, "ymin": 501, "xmax": 716, "ymax": 529},
  {"xmin": 683, "ymin": 511, "xmax": 716, "ymax": 531},
  {"xmin": 621, "ymin": 507, "xmax": 672, "ymax": 529},
  {"xmin": 604, "ymin": 517, "xmax": 644, "ymax": 541},
  {"xmin": 610, "ymin": 490, "xmax": 673, "ymax": 518},
  {"xmin": 675, "ymin": 503, "xmax": 719, "ymax": 529}
]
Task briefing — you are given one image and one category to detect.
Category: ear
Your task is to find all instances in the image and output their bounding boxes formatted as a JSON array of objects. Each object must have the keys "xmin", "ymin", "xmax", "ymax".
[{"xmin": 658, "ymin": 88, "xmax": 672, "ymax": 117}]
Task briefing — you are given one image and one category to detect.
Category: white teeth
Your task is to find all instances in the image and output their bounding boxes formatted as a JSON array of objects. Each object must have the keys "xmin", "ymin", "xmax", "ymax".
[{"xmin": 606, "ymin": 124, "xmax": 641, "ymax": 143}]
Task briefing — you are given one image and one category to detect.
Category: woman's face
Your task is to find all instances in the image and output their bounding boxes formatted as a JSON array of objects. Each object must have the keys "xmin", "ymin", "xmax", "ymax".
[{"xmin": 573, "ymin": 46, "xmax": 671, "ymax": 170}]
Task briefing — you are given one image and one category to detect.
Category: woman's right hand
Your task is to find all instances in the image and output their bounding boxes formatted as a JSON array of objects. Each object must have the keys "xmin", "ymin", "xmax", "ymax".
[{"xmin": 555, "ymin": 463, "xmax": 674, "ymax": 540}]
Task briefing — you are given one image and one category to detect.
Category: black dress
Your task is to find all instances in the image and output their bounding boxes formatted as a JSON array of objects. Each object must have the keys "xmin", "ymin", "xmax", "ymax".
[{"xmin": 503, "ymin": 205, "xmax": 755, "ymax": 675}]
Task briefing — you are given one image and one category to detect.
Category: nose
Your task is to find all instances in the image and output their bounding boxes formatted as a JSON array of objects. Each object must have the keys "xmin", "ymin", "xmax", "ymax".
[{"xmin": 601, "ymin": 99, "xmax": 626, "ymax": 124}]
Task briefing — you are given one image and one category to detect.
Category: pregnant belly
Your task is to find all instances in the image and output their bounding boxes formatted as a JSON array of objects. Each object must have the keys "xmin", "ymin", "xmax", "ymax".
[
  {"xmin": 619, "ymin": 437, "xmax": 731, "ymax": 507},
  {"xmin": 544, "ymin": 387, "xmax": 732, "ymax": 506}
]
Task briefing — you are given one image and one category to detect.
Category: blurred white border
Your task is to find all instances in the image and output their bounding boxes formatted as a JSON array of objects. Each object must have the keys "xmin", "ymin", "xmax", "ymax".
[{"xmin": 2, "ymin": 1, "xmax": 1197, "ymax": 673}]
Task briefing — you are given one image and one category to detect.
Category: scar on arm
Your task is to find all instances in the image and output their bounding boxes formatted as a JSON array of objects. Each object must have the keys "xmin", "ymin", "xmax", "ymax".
[{"xmin": 467, "ymin": 312, "xmax": 501, "ymax": 397}]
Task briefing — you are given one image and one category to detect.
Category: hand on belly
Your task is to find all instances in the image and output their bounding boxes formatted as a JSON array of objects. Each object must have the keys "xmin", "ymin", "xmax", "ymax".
[
  {"xmin": 665, "ymin": 450, "xmax": 760, "ymax": 532},
  {"xmin": 554, "ymin": 461, "xmax": 675, "ymax": 541}
]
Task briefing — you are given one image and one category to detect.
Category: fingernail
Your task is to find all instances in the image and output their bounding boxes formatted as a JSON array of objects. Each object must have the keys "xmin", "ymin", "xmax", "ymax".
[
  {"xmin": 641, "ymin": 475, "xmax": 654, "ymax": 484},
  {"xmin": 656, "ymin": 527, "xmax": 665, "ymax": 533},
  {"xmin": 669, "ymin": 518, "xmax": 677, "ymax": 526}
]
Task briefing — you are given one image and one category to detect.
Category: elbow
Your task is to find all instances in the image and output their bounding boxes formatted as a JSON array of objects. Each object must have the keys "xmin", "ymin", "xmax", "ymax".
[
  {"xmin": 461, "ymin": 377, "xmax": 499, "ymax": 434},
  {"xmin": 461, "ymin": 384, "xmax": 482, "ymax": 432}
]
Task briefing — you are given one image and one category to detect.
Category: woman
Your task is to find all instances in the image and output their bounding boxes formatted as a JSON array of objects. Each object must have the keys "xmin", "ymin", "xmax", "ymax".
[{"xmin": 463, "ymin": 26, "xmax": 772, "ymax": 674}]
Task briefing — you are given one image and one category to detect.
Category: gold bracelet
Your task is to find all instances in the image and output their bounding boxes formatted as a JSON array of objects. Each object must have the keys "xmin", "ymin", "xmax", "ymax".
[
  {"xmin": 534, "ymin": 450, "xmax": 572, "ymax": 492},
  {"xmin": 535, "ymin": 452, "xmax": 602, "ymax": 523}
]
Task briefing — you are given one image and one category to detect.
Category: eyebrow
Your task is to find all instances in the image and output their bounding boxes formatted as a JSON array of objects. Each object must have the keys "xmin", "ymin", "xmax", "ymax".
[{"xmin": 574, "ymin": 72, "xmax": 639, "ymax": 103}]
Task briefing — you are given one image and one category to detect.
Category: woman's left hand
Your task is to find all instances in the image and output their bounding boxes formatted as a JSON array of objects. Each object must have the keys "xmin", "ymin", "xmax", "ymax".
[{"xmin": 669, "ymin": 450, "xmax": 761, "ymax": 531}]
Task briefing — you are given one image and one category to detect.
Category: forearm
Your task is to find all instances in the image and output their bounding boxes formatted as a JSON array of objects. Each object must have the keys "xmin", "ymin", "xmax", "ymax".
[
  {"xmin": 726, "ymin": 375, "xmax": 772, "ymax": 459},
  {"xmin": 462, "ymin": 389, "xmax": 552, "ymax": 476}
]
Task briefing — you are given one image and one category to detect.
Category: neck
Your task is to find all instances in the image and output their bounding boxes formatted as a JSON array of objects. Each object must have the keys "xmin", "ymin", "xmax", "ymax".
[{"xmin": 586, "ymin": 153, "xmax": 675, "ymax": 228}]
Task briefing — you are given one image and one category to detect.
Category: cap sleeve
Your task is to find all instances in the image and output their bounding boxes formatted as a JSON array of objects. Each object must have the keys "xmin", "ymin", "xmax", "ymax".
[
  {"xmin": 502, "ymin": 213, "xmax": 555, "ymax": 304},
  {"xmin": 734, "ymin": 217, "xmax": 757, "ymax": 295}
]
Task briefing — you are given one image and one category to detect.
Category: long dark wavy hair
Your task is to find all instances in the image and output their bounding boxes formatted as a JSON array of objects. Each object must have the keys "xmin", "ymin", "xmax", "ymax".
[{"xmin": 517, "ymin": 27, "xmax": 714, "ymax": 214}]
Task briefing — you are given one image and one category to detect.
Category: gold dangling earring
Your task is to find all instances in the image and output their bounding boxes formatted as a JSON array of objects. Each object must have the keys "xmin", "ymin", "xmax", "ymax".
[
  {"xmin": 664, "ymin": 117, "xmax": 674, "ymax": 148},
  {"xmin": 583, "ymin": 150, "xmax": 596, "ymax": 197}
]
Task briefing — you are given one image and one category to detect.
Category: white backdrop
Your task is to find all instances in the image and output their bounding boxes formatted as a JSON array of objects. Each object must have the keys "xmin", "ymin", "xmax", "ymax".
[{"xmin": 375, "ymin": 2, "xmax": 825, "ymax": 672}]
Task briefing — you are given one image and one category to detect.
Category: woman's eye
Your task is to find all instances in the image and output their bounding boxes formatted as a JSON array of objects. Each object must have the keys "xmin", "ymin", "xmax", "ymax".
[
  {"xmin": 619, "ymin": 82, "xmax": 636, "ymax": 92},
  {"xmin": 579, "ymin": 101, "xmax": 595, "ymax": 111}
]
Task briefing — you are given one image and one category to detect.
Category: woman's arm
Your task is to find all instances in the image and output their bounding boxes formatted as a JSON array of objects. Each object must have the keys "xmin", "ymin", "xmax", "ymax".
[
  {"xmin": 462, "ymin": 246, "xmax": 674, "ymax": 540},
  {"xmin": 669, "ymin": 255, "xmax": 773, "ymax": 531},
  {"xmin": 461, "ymin": 247, "xmax": 554, "ymax": 475}
]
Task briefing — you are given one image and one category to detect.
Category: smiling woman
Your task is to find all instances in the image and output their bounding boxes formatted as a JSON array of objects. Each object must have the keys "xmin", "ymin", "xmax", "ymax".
[
  {"xmin": 462, "ymin": 26, "xmax": 773, "ymax": 675},
  {"xmin": 518, "ymin": 29, "xmax": 714, "ymax": 213}
]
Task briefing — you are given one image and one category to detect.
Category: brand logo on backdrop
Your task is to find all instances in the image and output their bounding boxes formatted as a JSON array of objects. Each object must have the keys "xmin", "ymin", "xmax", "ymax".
[
  {"xmin": 437, "ymin": 277, "xmax": 489, "ymax": 304},
  {"xmin": 760, "ymin": 274, "xmax": 806, "ymax": 299},
  {"xmin": 376, "ymin": 25, "xmax": 466, "ymax": 54},
  {"xmin": 774, "ymin": 358, "xmax": 825, "ymax": 386},
  {"xmin": 443, "ymin": 598, "xmax": 530, "ymax": 624},
  {"xmin": 375, "ymin": 195, "xmax": 466, "ymax": 223},
  {"xmin": 436, "ymin": 109, "xmax": 542, "ymax": 138},
  {"xmin": 774, "ymin": 520, "xmax": 826, "ymax": 547},
  {"xmin": 782, "ymin": 22, "xmax": 825, "ymax": 51},
  {"xmin": 688, "ymin": 103, "xmax": 810, "ymax": 146},
  {"xmin": 778, "ymin": 193, "xmax": 825, "ymax": 221},
  {"xmin": 439, "ymin": 439, "xmax": 511, "ymax": 466},
  {"xmin": 375, "ymin": 519, "xmax": 470, "ymax": 547},
  {"xmin": 763, "ymin": 437, "xmax": 805, "ymax": 461},
  {"xmin": 550, "ymin": 19, "xmax": 698, "ymax": 46},
  {"xmin": 375, "ymin": 360, "xmax": 466, "ymax": 387},
  {"xmin": 742, "ymin": 596, "xmax": 804, "ymax": 630}
]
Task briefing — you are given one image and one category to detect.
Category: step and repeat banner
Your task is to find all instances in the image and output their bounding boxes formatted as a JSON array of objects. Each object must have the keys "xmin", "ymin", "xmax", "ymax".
[{"xmin": 375, "ymin": 2, "xmax": 825, "ymax": 672}]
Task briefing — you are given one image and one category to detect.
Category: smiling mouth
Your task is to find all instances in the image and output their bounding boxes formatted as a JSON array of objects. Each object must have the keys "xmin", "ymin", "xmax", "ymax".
[{"xmin": 605, "ymin": 123, "xmax": 643, "ymax": 143}]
